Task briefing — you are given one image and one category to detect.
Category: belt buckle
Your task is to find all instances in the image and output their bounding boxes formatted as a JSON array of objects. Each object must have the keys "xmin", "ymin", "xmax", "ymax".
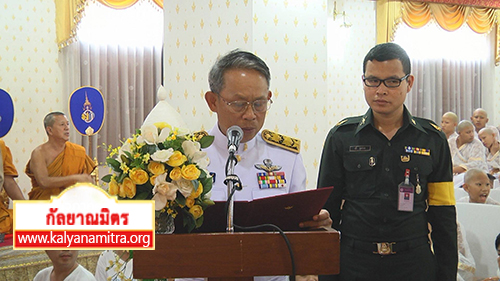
[{"xmin": 374, "ymin": 242, "xmax": 396, "ymax": 255}]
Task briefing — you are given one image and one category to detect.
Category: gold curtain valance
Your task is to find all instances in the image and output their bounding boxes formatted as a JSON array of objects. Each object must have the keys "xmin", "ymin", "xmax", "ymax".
[
  {"xmin": 55, "ymin": 0, "xmax": 163, "ymax": 50},
  {"xmin": 377, "ymin": 0, "xmax": 500, "ymax": 65},
  {"xmin": 96, "ymin": 0, "xmax": 164, "ymax": 9},
  {"xmin": 403, "ymin": 2, "xmax": 496, "ymax": 33}
]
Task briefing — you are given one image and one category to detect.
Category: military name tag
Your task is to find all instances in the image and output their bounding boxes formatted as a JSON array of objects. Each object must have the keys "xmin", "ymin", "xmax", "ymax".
[{"xmin": 349, "ymin": 145, "xmax": 371, "ymax": 152}]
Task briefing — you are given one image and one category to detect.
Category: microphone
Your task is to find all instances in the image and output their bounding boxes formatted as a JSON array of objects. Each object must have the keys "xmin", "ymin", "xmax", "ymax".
[{"xmin": 226, "ymin": 125, "xmax": 243, "ymax": 154}]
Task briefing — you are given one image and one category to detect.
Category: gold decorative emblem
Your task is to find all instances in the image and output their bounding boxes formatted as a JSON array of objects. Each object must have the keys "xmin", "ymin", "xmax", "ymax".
[
  {"xmin": 374, "ymin": 242, "xmax": 396, "ymax": 255},
  {"xmin": 401, "ymin": 155, "xmax": 410, "ymax": 162},
  {"xmin": 262, "ymin": 129, "xmax": 300, "ymax": 153},
  {"xmin": 369, "ymin": 157, "xmax": 376, "ymax": 167},
  {"xmin": 416, "ymin": 184, "xmax": 421, "ymax": 194},
  {"xmin": 81, "ymin": 92, "xmax": 95, "ymax": 124},
  {"xmin": 193, "ymin": 130, "xmax": 208, "ymax": 141},
  {"xmin": 359, "ymin": 117, "xmax": 366, "ymax": 126}
]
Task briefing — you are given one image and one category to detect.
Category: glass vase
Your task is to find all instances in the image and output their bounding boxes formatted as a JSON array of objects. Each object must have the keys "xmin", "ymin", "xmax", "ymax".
[{"xmin": 155, "ymin": 211, "xmax": 175, "ymax": 234}]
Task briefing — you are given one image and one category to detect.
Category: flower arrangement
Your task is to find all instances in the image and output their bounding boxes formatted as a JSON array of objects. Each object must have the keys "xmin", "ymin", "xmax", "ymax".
[{"xmin": 101, "ymin": 122, "xmax": 214, "ymax": 233}]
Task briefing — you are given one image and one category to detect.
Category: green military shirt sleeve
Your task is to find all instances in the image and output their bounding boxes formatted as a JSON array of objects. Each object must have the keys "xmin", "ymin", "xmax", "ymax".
[{"xmin": 419, "ymin": 119, "xmax": 458, "ymax": 280}]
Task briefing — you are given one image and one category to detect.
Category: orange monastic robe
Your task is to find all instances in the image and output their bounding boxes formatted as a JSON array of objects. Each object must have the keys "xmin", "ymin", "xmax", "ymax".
[
  {"xmin": 25, "ymin": 142, "xmax": 96, "ymax": 200},
  {"xmin": 1, "ymin": 139, "xmax": 18, "ymax": 177}
]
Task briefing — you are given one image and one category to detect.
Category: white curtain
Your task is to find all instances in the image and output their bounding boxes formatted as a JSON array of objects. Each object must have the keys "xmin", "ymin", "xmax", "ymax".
[
  {"xmin": 59, "ymin": 1, "xmax": 163, "ymax": 163},
  {"xmin": 79, "ymin": 42, "xmax": 162, "ymax": 162},
  {"xmin": 394, "ymin": 22, "xmax": 491, "ymax": 124},
  {"xmin": 406, "ymin": 58, "xmax": 482, "ymax": 122}
]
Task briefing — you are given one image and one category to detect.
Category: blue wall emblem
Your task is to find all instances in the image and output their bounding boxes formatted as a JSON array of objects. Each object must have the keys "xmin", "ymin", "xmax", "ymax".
[{"xmin": 69, "ymin": 86, "xmax": 105, "ymax": 136}]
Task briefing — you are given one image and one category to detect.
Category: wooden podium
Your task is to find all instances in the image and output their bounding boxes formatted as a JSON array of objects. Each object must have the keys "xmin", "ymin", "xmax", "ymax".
[{"xmin": 134, "ymin": 230, "xmax": 340, "ymax": 280}]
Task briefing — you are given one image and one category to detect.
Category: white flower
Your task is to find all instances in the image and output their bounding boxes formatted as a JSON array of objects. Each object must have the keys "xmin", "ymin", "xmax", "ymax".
[
  {"xmin": 182, "ymin": 140, "xmax": 209, "ymax": 168},
  {"xmin": 152, "ymin": 173, "xmax": 178, "ymax": 210},
  {"xmin": 174, "ymin": 178, "xmax": 195, "ymax": 198},
  {"xmin": 158, "ymin": 127, "xmax": 171, "ymax": 143},
  {"xmin": 117, "ymin": 140, "xmax": 132, "ymax": 162},
  {"xmin": 141, "ymin": 124, "xmax": 159, "ymax": 144},
  {"xmin": 182, "ymin": 140, "xmax": 201, "ymax": 158},
  {"xmin": 195, "ymin": 156, "xmax": 210, "ymax": 170},
  {"xmin": 151, "ymin": 148, "xmax": 174, "ymax": 162},
  {"xmin": 176, "ymin": 127, "xmax": 190, "ymax": 137},
  {"xmin": 136, "ymin": 135, "xmax": 145, "ymax": 145}
]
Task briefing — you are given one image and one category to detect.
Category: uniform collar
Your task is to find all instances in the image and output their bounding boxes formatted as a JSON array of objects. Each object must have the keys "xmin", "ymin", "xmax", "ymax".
[
  {"xmin": 211, "ymin": 124, "xmax": 257, "ymax": 153},
  {"xmin": 355, "ymin": 106, "xmax": 426, "ymax": 135}
]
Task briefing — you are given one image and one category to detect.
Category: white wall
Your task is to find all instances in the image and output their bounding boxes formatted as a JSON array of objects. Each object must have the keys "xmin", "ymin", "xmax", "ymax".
[
  {"xmin": 0, "ymin": 0, "xmax": 65, "ymax": 196},
  {"xmin": 163, "ymin": 0, "xmax": 376, "ymax": 189}
]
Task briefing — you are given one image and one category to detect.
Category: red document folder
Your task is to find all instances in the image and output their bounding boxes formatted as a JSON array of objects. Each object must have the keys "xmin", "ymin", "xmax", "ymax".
[{"xmin": 193, "ymin": 186, "xmax": 334, "ymax": 233}]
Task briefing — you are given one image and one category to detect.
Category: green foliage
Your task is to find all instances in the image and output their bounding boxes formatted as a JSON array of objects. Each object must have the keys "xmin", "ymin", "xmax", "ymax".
[
  {"xmin": 106, "ymin": 158, "xmax": 121, "ymax": 173},
  {"xmin": 199, "ymin": 135, "xmax": 215, "ymax": 149},
  {"xmin": 101, "ymin": 174, "xmax": 112, "ymax": 183}
]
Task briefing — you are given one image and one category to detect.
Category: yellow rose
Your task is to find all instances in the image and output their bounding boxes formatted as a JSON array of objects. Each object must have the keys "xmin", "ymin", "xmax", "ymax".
[
  {"xmin": 190, "ymin": 182, "xmax": 203, "ymax": 198},
  {"xmin": 169, "ymin": 167, "xmax": 182, "ymax": 181},
  {"xmin": 118, "ymin": 179, "xmax": 126, "ymax": 197},
  {"xmin": 167, "ymin": 151, "xmax": 187, "ymax": 167},
  {"xmin": 181, "ymin": 164, "xmax": 201, "ymax": 181},
  {"xmin": 185, "ymin": 197, "xmax": 195, "ymax": 208},
  {"xmin": 189, "ymin": 205, "xmax": 203, "ymax": 219},
  {"xmin": 108, "ymin": 178, "xmax": 119, "ymax": 196},
  {"xmin": 150, "ymin": 175, "xmax": 158, "ymax": 186},
  {"xmin": 129, "ymin": 167, "xmax": 149, "ymax": 185},
  {"xmin": 148, "ymin": 161, "xmax": 165, "ymax": 175},
  {"xmin": 121, "ymin": 177, "xmax": 137, "ymax": 199}
]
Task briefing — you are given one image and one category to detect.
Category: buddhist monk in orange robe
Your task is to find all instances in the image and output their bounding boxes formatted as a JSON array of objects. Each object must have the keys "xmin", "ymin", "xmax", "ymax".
[
  {"xmin": 0, "ymin": 139, "xmax": 25, "ymax": 200},
  {"xmin": 25, "ymin": 112, "xmax": 95, "ymax": 200}
]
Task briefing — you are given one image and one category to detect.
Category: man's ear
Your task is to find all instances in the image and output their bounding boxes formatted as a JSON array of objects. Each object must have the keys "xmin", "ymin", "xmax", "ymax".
[
  {"xmin": 205, "ymin": 91, "xmax": 218, "ymax": 113},
  {"xmin": 463, "ymin": 183, "xmax": 470, "ymax": 193}
]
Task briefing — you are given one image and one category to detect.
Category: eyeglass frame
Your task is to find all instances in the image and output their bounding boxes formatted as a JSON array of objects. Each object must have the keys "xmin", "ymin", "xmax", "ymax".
[
  {"xmin": 362, "ymin": 73, "xmax": 410, "ymax": 88},
  {"xmin": 217, "ymin": 94, "xmax": 273, "ymax": 113}
]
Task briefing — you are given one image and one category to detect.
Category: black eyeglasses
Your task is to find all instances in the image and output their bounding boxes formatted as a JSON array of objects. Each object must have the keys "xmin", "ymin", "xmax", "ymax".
[
  {"xmin": 363, "ymin": 74, "xmax": 410, "ymax": 88},
  {"xmin": 218, "ymin": 95, "xmax": 273, "ymax": 113}
]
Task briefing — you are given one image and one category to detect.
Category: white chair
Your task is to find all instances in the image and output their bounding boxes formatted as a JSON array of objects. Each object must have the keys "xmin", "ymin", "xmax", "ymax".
[
  {"xmin": 455, "ymin": 188, "xmax": 468, "ymax": 202},
  {"xmin": 455, "ymin": 203, "xmax": 500, "ymax": 279},
  {"xmin": 489, "ymin": 189, "xmax": 500, "ymax": 203}
]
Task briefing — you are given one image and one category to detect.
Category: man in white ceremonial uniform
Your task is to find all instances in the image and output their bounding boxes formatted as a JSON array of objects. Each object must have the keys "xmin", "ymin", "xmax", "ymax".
[
  {"xmin": 200, "ymin": 49, "xmax": 331, "ymax": 281},
  {"xmin": 449, "ymin": 120, "xmax": 487, "ymax": 188},
  {"xmin": 206, "ymin": 125, "xmax": 306, "ymax": 201}
]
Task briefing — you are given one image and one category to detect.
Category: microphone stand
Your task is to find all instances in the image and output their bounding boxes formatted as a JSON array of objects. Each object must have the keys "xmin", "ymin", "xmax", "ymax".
[{"xmin": 225, "ymin": 149, "xmax": 238, "ymax": 233}]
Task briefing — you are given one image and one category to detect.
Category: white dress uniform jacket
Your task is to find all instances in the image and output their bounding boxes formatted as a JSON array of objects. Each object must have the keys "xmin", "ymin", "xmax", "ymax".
[{"xmin": 204, "ymin": 124, "xmax": 306, "ymax": 202}]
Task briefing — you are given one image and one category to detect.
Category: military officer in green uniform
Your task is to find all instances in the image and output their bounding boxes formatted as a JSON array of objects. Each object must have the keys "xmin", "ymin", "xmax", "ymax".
[{"xmin": 318, "ymin": 43, "xmax": 457, "ymax": 281}]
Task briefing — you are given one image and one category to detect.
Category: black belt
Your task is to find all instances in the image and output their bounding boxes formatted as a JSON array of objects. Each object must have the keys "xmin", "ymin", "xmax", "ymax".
[{"xmin": 342, "ymin": 235, "xmax": 430, "ymax": 255}]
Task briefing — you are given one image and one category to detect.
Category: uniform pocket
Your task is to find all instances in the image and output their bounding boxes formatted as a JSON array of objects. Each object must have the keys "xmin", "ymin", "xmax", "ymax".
[{"xmin": 343, "ymin": 151, "xmax": 379, "ymax": 198}]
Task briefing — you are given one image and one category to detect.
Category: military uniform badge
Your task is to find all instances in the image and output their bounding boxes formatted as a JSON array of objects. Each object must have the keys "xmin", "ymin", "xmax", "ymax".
[{"xmin": 255, "ymin": 159, "xmax": 286, "ymax": 189}]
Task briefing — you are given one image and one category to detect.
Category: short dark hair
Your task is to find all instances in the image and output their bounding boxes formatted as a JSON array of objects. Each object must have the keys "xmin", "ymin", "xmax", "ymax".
[
  {"xmin": 363, "ymin": 42, "xmax": 411, "ymax": 75},
  {"xmin": 495, "ymin": 233, "xmax": 500, "ymax": 249},
  {"xmin": 43, "ymin": 111, "xmax": 65, "ymax": 133},
  {"xmin": 208, "ymin": 49, "xmax": 271, "ymax": 94}
]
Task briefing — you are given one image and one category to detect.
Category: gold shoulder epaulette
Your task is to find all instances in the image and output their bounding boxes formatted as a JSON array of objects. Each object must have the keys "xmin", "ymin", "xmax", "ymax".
[
  {"xmin": 261, "ymin": 129, "xmax": 300, "ymax": 153},
  {"xmin": 193, "ymin": 130, "xmax": 208, "ymax": 142},
  {"xmin": 335, "ymin": 119, "xmax": 348, "ymax": 127},
  {"xmin": 429, "ymin": 122, "xmax": 441, "ymax": 131}
]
